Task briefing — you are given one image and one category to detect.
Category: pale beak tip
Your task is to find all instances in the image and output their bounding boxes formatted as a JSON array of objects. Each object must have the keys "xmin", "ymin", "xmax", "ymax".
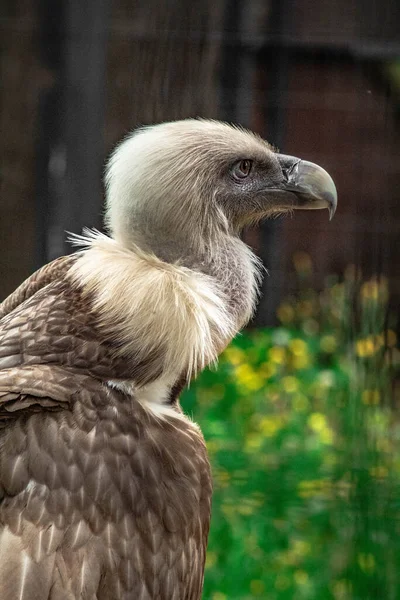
[{"xmin": 324, "ymin": 191, "xmax": 337, "ymax": 221}]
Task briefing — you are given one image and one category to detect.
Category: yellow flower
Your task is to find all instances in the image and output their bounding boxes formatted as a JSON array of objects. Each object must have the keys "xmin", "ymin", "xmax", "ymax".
[
  {"xmin": 206, "ymin": 551, "xmax": 217, "ymax": 568},
  {"xmin": 358, "ymin": 553, "xmax": 375, "ymax": 573},
  {"xmin": 245, "ymin": 433, "xmax": 265, "ymax": 451},
  {"xmin": 237, "ymin": 504, "xmax": 254, "ymax": 516},
  {"xmin": 361, "ymin": 278, "xmax": 388, "ymax": 302},
  {"xmin": 308, "ymin": 412, "xmax": 334, "ymax": 444},
  {"xmin": 221, "ymin": 502, "xmax": 235, "ymax": 518},
  {"xmin": 269, "ymin": 346, "xmax": 286, "ymax": 364},
  {"xmin": 224, "ymin": 346, "xmax": 244, "ymax": 365},
  {"xmin": 214, "ymin": 469, "xmax": 231, "ymax": 488},
  {"xmin": 212, "ymin": 593, "xmax": 227, "ymax": 600},
  {"xmin": 235, "ymin": 364, "xmax": 253, "ymax": 379},
  {"xmin": 356, "ymin": 338, "xmax": 373, "ymax": 357},
  {"xmin": 355, "ymin": 336, "xmax": 383, "ymax": 357},
  {"xmin": 308, "ymin": 412, "xmax": 327, "ymax": 432},
  {"xmin": 240, "ymin": 377, "xmax": 264, "ymax": 392},
  {"xmin": 320, "ymin": 334, "xmax": 337, "ymax": 353},
  {"xmin": 361, "ymin": 280, "xmax": 380, "ymax": 301},
  {"xmin": 362, "ymin": 389, "xmax": 380, "ymax": 405},
  {"xmin": 289, "ymin": 338, "xmax": 308, "ymax": 356},
  {"xmin": 320, "ymin": 427, "xmax": 334, "ymax": 444},
  {"xmin": 282, "ymin": 376, "xmax": 299, "ymax": 393},
  {"xmin": 259, "ymin": 361, "xmax": 276, "ymax": 379},
  {"xmin": 291, "ymin": 539, "xmax": 311, "ymax": 558},
  {"xmin": 206, "ymin": 440, "xmax": 219, "ymax": 455},
  {"xmin": 259, "ymin": 416, "xmax": 283, "ymax": 437},
  {"xmin": 298, "ymin": 479, "xmax": 332, "ymax": 499},
  {"xmin": 293, "ymin": 354, "xmax": 310, "ymax": 369},
  {"xmin": 234, "ymin": 364, "xmax": 264, "ymax": 392},
  {"xmin": 332, "ymin": 579, "xmax": 352, "ymax": 599}
]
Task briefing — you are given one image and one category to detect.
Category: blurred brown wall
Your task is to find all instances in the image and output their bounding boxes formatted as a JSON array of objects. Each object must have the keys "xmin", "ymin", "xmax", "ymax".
[
  {"xmin": 0, "ymin": 2, "xmax": 42, "ymax": 298},
  {"xmin": 256, "ymin": 57, "xmax": 400, "ymax": 297},
  {"xmin": 1, "ymin": 0, "xmax": 399, "ymax": 307}
]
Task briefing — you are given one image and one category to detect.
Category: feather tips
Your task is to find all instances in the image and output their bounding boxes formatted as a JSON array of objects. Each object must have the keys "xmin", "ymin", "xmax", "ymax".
[{"xmin": 0, "ymin": 529, "xmax": 56, "ymax": 600}]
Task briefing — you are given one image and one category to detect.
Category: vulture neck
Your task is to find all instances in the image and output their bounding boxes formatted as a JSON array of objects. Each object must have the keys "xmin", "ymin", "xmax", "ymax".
[
  {"xmin": 127, "ymin": 228, "xmax": 261, "ymax": 329},
  {"xmin": 70, "ymin": 228, "xmax": 260, "ymax": 385}
]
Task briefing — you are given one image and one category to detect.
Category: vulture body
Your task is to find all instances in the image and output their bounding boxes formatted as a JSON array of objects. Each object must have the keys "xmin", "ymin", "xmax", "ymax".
[{"xmin": 0, "ymin": 120, "xmax": 337, "ymax": 599}]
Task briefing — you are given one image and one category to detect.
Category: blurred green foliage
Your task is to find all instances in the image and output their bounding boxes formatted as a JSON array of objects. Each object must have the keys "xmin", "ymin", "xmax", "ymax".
[{"xmin": 182, "ymin": 255, "xmax": 399, "ymax": 600}]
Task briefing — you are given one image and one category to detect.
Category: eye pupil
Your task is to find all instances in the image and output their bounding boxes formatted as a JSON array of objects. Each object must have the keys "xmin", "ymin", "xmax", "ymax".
[
  {"xmin": 233, "ymin": 159, "xmax": 252, "ymax": 180},
  {"xmin": 240, "ymin": 160, "xmax": 250, "ymax": 174}
]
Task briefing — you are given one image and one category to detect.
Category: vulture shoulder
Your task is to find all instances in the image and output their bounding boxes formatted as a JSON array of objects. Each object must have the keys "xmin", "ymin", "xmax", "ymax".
[
  {"xmin": 0, "ymin": 253, "xmax": 86, "ymax": 423},
  {"xmin": 0, "ymin": 255, "xmax": 76, "ymax": 320},
  {"xmin": 0, "ymin": 252, "xmax": 212, "ymax": 600}
]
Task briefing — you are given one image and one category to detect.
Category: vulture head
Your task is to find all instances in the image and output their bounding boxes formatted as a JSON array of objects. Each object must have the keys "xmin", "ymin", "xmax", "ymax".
[{"xmin": 105, "ymin": 119, "xmax": 337, "ymax": 259}]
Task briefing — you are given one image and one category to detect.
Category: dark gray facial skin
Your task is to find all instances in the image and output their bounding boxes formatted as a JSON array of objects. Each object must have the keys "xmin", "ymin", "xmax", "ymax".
[{"xmin": 215, "ymin": 153, "xmax": 337, "ymax": 231}]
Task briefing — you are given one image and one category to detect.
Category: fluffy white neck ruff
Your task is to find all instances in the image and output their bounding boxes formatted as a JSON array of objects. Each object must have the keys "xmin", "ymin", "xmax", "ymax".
[{"xmin": 69, "ymin": 230, "xmax": 252, "ymax": 384}]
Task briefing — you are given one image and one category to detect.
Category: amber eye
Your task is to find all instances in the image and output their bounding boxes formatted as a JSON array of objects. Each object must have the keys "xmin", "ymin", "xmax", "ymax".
[{"xmin": 232, "ymin": 159, "xmax": 253, "ymax": 180}]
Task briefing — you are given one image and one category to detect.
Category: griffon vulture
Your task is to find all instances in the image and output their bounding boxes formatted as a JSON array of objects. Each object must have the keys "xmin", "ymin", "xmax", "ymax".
[{"xmin": 0, "ymin": 119, "xmax": 337, "ymax": 599}]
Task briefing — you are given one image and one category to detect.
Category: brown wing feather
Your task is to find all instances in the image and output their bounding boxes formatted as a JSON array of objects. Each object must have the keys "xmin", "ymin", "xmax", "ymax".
[
  {"xmin": 0, "ymin": 527, "xmax": 57, "ymax": 600},
  {"xmin": 0, "ymin": 261, "xmax": 212, "ymax": 599},
  {"xmin": 0, "ymin": 365, "xmax": 81, "ymax": 426},
  {"xmin": 0, "ymin": 379, "xmax": 211, "ymax": 599},
  {"xmin": 0, "ymin": 255, "xmax": 77, "ymax": 320}
]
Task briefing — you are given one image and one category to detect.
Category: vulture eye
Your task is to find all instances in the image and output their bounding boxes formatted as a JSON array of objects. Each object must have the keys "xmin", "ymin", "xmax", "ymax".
[{"xmin": 232, "ymin": 159, "xmax": 253, "ymax": 180}]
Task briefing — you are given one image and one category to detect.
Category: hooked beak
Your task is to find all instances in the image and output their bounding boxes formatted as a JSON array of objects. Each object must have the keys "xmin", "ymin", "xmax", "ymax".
[{"xmin": 274, "ymin": 154, "xmax": 338, "ymax": 220}]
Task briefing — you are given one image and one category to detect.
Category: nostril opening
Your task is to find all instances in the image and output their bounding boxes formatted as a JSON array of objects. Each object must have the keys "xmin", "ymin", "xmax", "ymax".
[{"xmin": 283, "ymin": 159, "xmax": 301, "ymax": 182}]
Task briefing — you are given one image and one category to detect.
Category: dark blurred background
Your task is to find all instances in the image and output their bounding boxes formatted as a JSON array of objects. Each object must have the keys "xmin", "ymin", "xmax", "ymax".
[
  {"xmin": 1, "ymin": 0, "xmax": 399, "ymax": 324},
  {"xmin": 1, "ymin": 3, "xmax": 400, "ymax": 599}
]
